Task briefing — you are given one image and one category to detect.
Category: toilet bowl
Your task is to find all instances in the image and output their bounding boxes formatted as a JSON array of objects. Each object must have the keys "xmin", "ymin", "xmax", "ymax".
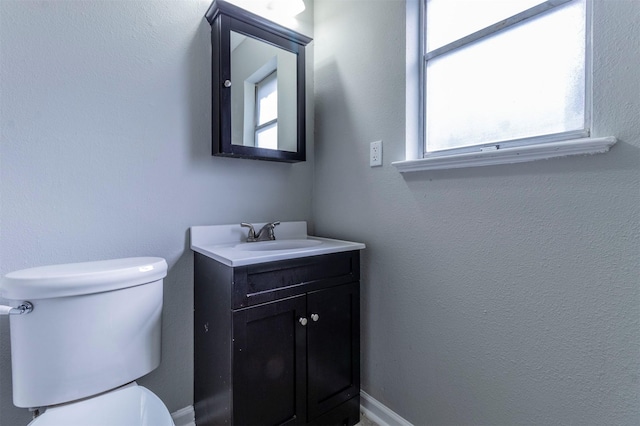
[
  {"xmin": 28, "ymin": 382, "xmax": 173, "ymax": 426},
  {"xmin": 0, "ymin": 257, "xmax": 174, "ymax": 426}
]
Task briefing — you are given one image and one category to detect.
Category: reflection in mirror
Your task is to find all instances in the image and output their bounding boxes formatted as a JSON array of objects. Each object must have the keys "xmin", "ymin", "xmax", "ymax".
[
  {"xmin": 255, "ymin": 71, "xmax": 278, "ymax": 149},
  {"xmin": 230, "ymin": 31, "xmax": 297, "ymax": 152}
]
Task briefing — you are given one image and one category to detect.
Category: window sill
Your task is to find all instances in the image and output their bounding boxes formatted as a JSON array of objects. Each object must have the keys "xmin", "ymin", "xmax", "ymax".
[{"xmin": 392, "ymin": 136, "xmax": 617, "ymax": 172}]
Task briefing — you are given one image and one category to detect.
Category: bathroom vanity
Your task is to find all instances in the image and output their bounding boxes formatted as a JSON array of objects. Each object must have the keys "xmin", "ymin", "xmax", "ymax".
[{"xmin": 191, "ymin": 222, "xmax": 365, "ymax": 426}]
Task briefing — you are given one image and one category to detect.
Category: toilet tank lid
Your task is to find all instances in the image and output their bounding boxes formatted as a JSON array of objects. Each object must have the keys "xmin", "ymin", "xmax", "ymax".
[{"xmin": 1, "ymin": 257, "xmax": 168, "ymax": 300}]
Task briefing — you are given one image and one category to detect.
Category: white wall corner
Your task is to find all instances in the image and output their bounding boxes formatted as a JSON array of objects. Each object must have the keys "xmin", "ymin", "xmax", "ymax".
[
  {"xmin": 171, "ymin": 405, "xmax": 195, "ymax": 426},
  {"xmin": 360, "ymin": 391, "xmax": 413, "ymax": 426}
]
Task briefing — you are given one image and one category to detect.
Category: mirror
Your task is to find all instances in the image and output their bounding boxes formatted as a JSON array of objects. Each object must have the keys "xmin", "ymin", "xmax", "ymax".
[
  {"xmin": 205, "ymin": 0, "xmax": 312, "ymax": 162},
  {"xmin": 230, "ymin": 32, "xmax": 297, "ymax": 152}
]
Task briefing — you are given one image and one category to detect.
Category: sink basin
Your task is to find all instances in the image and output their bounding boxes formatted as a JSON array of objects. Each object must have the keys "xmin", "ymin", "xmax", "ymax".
[
  {"xmin": 234, "ymin": 239, "xmax": 322, "ymax": 252},
  {"xmin": 190, "ymin": 222, "xmax": 365, "ymax": 266}
]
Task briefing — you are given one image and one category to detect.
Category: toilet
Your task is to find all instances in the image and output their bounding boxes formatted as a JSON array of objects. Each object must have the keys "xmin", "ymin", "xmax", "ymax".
[{"xmin": 0, "ymin": 257, "xmax": 175, "ymax": 426}]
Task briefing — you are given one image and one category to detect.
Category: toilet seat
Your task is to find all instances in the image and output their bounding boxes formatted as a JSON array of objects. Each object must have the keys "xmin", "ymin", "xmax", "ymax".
[{"xmin": 28, "ymin": 383, "xmax": 174, "ymax": 426}]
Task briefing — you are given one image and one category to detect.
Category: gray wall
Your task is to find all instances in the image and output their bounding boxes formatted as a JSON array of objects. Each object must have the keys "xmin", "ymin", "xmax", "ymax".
[
  {"xmin": 0, "ymin": 1, "xmax": 313, "ymax": 425},
  {"xmin": 313, "ymin": 0, "xmax": 639, "ymax": 425}
]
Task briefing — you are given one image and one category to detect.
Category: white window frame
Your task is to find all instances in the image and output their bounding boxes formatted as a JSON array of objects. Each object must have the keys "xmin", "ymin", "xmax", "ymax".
[{"xmin": 393, "ymin": 0, "xmax": 616, "ymax": 172}]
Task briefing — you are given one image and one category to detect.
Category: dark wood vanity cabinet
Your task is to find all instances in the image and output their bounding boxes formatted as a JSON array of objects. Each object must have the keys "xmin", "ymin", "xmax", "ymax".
[{"xmin": 194, "ymin": 251, "xmax": 361, "ymax": 426}]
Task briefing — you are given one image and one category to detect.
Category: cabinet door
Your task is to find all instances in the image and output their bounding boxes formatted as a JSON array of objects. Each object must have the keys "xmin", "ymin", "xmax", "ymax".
[
  {"xmin": 233, "ymin": 295, "xmax": 307, "ymax": 426},
  {"xmin": 306, "ymin": 283, "xmax": 360, "ymax": 421}
]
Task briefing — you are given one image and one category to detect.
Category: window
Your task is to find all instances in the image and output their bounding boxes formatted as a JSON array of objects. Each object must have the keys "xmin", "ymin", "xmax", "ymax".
[
  {"xmin": 255, "ymin": 71, "xmax": 278, "ymax": 150},
  {"xmin": 394, "ymin": 0, "xmax": 616, "ymax": 172}
]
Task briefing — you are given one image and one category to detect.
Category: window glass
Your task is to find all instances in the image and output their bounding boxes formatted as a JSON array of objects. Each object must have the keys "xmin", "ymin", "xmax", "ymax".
[
  {"xmin": 255, "ymin": 71, "xmax": 278, "ymax": 149},
  {"xmin": 255, "ymin": 122, "xmax": 278, "ymax": 150},
  {"xmin": 425, "ymin": 0, "xmax": 586, "ymax": 153},
  {"xmin": 426, "ymin": 0, "xmax": 548, "ymax": 51},
  {"xmin": 256, "ymin": 72, "xmax": 278, "ymax": 125}
]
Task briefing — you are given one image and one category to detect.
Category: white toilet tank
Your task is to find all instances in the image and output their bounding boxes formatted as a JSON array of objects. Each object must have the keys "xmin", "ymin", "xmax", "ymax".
[{"xmin": 0, "ymin": 257, "xmax": 168, "ymax": 408}]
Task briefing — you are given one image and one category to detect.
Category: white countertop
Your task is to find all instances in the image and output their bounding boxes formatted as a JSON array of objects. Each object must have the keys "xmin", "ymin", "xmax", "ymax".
[{"xmin": 190, "ymin": 221, "xmax": 365, "ymax": 267}]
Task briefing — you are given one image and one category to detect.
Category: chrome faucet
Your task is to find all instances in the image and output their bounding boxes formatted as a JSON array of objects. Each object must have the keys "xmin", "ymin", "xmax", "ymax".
[{"xmin": 241, "ymin": 221, "xmax": 280, "ymax": 242}]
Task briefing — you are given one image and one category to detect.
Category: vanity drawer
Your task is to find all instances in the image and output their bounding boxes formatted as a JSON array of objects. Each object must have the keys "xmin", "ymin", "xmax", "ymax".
[{"xmin": 232, "ymin": 251, "xmax": 360, "ymax": 309}]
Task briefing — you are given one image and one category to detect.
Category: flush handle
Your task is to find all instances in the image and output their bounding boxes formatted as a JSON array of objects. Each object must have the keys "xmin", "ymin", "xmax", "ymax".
[{"xmin": 0, "ymin": 301, "xmax": 33, "ymax": 316}]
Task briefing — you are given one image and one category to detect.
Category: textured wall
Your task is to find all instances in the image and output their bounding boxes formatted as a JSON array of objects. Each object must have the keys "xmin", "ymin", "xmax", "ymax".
[
  {"xmin": 313, "ymin": 0, "xmax": 639, "ymax": 424},
  {"xmin": 0, "ymin": 1, "xmax": 313, "ymax": 425}
]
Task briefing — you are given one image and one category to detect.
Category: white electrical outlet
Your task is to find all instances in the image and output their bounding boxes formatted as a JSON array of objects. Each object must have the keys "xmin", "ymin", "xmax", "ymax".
[{"xmin": 370, "ymin": 140, "xmax": 382, "ymax": 167}]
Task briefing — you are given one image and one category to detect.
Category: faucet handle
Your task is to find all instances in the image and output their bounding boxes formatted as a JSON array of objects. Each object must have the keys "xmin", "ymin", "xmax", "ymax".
[
  {"xmin": 241, "ymin": 222, "xmax": 256, "ymax": 240},
  {"xmin": 266, "ymin": 221, "xmax": 280, "ymax": 239}
]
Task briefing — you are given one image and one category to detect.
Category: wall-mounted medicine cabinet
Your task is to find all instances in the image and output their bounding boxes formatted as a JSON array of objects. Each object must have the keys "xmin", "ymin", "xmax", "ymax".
[{"xmin": 205, "ymin": 0, "xmax": 312, "ymax": 162}]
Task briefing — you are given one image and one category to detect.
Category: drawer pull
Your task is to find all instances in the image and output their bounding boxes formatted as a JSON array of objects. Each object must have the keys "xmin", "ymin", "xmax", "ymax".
[
  {"xmin": 310, "ymin": 313, "xmax": 319, "ymax": 322},
  {"xmin": 299, "ymin": 317, "xmax": 308, "ymax": 326}
]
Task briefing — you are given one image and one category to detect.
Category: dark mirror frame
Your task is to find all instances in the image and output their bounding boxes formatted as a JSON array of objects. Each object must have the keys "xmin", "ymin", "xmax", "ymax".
[{"xmin": 205, "ymin": 0, "xmax": 312, "ymax": 162}]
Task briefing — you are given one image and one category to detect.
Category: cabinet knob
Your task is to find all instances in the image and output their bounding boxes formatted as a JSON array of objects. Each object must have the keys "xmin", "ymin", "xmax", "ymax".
[
  {"xmin": 299, "ymin": 317, "xmax": 308, "ymax": 326},
  {"xmin": 311, "ymin": 313, "xmax": 319, "ymax": 322},
  {"xmin": 223, "ymin": 79, "xmax": 232, "ymax": 88}
]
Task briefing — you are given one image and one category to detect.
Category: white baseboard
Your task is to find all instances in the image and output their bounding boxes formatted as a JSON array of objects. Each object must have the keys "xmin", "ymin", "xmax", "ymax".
[
  {"xmin": 173, "ymin": 393, "xmax": 411, "ymax": 426},
  {"xmin": 360, "ymin": 391, "xmax": 413, "ymax": 426},
  {"xmin": 171, "ymin": 405, "xmax": 195, "ymax": 426}
]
